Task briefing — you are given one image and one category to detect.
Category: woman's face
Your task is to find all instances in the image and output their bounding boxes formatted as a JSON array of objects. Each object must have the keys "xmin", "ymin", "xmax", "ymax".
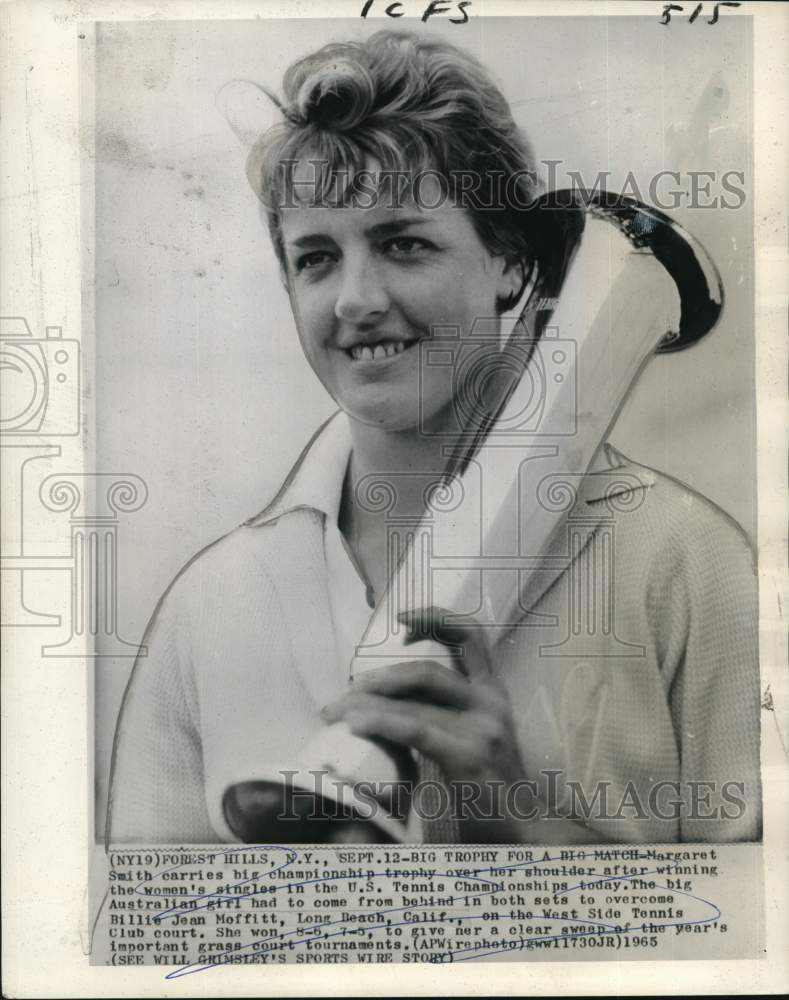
[{"xmin": 279, "ymin": 173, "xmax": 521, "ymax": 433}]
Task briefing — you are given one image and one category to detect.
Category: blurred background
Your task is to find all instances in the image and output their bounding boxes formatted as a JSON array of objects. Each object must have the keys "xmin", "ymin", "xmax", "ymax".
[{"xmin": 91, "ymin": 15, "xmax": 754, "ymax": 836}]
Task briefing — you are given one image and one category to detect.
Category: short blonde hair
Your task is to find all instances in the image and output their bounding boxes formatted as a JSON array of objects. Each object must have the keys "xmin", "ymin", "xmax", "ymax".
[{"xmin": 247, "ymin": 29, "xmax": 540, "ymax": 310}]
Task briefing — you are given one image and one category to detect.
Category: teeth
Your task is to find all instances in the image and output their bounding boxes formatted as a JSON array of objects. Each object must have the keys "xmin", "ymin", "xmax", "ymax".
[{"xmin": 349, "ymin": 340, "xmax": 413, "ymax": 360}]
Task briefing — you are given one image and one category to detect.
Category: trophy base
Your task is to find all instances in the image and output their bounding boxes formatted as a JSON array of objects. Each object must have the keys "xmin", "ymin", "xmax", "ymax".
[
  {"xmin": 222, "ymin": 777, "xmax": 412, "ymax": 844},
  {"xmin": 221, "ymin": 722, "xmax": 423, "ymax": 844}
]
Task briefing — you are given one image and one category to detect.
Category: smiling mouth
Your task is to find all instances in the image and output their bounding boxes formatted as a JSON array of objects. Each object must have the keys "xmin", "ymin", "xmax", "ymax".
[{"xmin": 345, "ymin": 339, "xmax": 420, "ymax": 362}]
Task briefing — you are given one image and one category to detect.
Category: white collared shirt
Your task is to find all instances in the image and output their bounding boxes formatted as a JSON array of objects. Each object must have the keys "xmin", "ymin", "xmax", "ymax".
[
  {"xmin": 323, "ymin": 501, "xmax": 377, "ymax": 686},
  {"xmin": 256, "ymin": 412, "xmax": 375, "ymax": 686}
]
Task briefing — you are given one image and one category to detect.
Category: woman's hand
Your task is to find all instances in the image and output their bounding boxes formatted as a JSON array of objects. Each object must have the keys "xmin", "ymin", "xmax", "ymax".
[{"xmin": 320, "ymin": 607, "xmax": 531, "ymax": 841}]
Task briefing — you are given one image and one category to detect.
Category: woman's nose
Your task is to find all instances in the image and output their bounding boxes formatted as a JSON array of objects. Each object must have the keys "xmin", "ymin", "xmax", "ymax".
[{"xmin": 334, "ymin": 254, "xmax": 390, "ymax": 324}]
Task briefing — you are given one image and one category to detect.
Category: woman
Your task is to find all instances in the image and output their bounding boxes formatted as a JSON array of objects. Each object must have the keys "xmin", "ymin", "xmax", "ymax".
[{"xmin": 108, "ymin": 29, "xmax": 761, "ymax": 845}]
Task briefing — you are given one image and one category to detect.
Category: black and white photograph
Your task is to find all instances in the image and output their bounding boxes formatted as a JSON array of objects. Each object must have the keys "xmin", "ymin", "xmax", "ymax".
[
  {"xmin": 99, "ymin": 14, "xmax": 761, "ymax": 847},
  {"xmin": 2, "ymin": 1, "xmax": 787, "ymax": 994}
]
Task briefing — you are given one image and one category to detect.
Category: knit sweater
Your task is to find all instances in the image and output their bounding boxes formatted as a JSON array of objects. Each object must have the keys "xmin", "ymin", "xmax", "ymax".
[{"xmin": 107, "ymin": 416, "xmax": 761, "ymax": 844}]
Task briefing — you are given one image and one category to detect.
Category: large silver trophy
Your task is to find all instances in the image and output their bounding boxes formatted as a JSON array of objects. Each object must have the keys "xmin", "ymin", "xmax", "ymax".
[{"xmin": 222, "ymin": 190, "xmax": 723, "ymax": 843}]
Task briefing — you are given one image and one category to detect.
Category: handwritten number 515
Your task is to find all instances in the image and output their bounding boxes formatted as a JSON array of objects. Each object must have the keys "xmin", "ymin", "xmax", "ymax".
[{"xmin": 661, "ymin": 2, "xmax": 741, "ymax": 25}]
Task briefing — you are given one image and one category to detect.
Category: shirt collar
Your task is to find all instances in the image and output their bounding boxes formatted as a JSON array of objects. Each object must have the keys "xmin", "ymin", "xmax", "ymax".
[
  {"xmin": 245, "ymin": 411, "xmax": 351, "ymax": 528},
  {"xmin": 581, "ymin": 442, "xmax": 657, "ymax": 503},
  {"xmin": 244, "ymin": 412, "xmax": 654, "ymax": 529}
]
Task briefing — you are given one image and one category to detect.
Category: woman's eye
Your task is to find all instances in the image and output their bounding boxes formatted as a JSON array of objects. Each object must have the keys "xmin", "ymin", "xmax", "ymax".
[
  {"xmin": 384, "ymin": 237, "xmax": 431, "ymax": 257},
  {"xmin": 295, "ymin": 251, "xmax": 335, "ymax": 273}
]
